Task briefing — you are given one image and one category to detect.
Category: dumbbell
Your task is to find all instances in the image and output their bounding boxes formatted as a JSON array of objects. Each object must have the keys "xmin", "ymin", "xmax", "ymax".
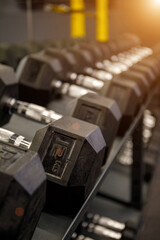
[
  {"xmin": 143, "ymin": 110, "xmax": 156, "ymax": 148},
  {"xmin": 71, "ymin": 43, "xmax": 157, "ymax": 95},
  {"xmin": 5, "ymin": 44, "xmax": 29, "ymax": 69},
  {"xmin": 17, "ymin": 50, "xmax": 65, "ymax": 105},
  {"xmin": 97, "ymin": 33, "xmax": 141, "ymax": 57},
  {"xmin": 71, "ymin": 46, "xmax": 159, "ymax": 102},
  {"xmin": 0, "ymin": 64, "xmax": 120, "ymax": 161},
  {"xmin": 17, "ymin": 51, "xmax": 141, "ymax": 135},
  {"xmin": 113, "ymin": 33, "xmax": 141, "ymax": 53},
  {"xmin": 17, "ymin": 42, "xmax": 152, "ymax": 103},
  {"xmin": 85, "ymin": 213, "xmax": 138, "ymax": 233},
  {"xmin": 0, "ymin": 128, "xmax": 46, "ymax": 239},
  {"xmin": 130, "ymin": 63, "xmax": 155, "ymax": 84},
  {"xmin": 17, "ymin": 42, "xmax": 152, "ymax": 120},
  {"xmin": 45, "ymin": 47, "xmax": 111, "ymax": 81},
  {"xmin": 45, "ymin": 46, "xmax": 150, "ymax": 103},
  {"xmin": 17, "ymin": 41, "xmax": 149, "ymax": 93},
  {"xmin": 139, "ymin": 56, "xmax": 160, "ymax": 77},
  {"xmin": 117, "ymin": 138, "xmax": 133, "ymax": 166},
  {"xmin": 73, "ymin": 42, "xmax": 152, "ymax": 73},
  {"xmin": 72, "ymin": 44, "xmax": 153, "ymax": 97},
  {"xmin": 110, "ymin": 51, "xmax": 156, "ymax": 85},
  {"xmin": 19, "ymin": 45, "xmax": 144, "ymax": 105},
  {"xmin": 1, "ymin": 111, "xmax": 106, "ymax": 212},
  {"xmin": 48, "ymin": 47, "xmax": 157, "ymax": 172},
  {"xmin": 78, "ymin": 221, "xmax": 135, "ymax": 240},
  {"xmin": 2, "ymin": 42, "xmax": 44, "ymax": 70},
  {"xmin": 0, "ymin": 64, "xmax": 108, "ymax": 209},
  {"xmin": 42, "ymin": 49, "xmax": 143, "ymax": 135}
]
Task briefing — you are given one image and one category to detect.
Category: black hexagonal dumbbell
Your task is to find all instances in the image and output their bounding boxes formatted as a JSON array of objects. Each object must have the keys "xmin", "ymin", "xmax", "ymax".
[
  {"xmin": 104, "ymin": 33, "xmax": 141, "ymax": 55},
  {"xmin": 44, "ymin": 45, "xmax": 160, "ymax": 133},
  {"xmin": 1, "ymin": 110, "xmax": 106, "ymax": 213},
  {"xmin": 65, "ymin": 41, "xmax": 152, "ymax": 78},
  {"xmin": 17, "ymin": 49, "xmax": 141, "ymax": 135},
  {"xmin": 17, "ymin": 38, "xmax": 152, "ymax": 105},
  {"xmin": 0, "ymin": 65, "xmax": 107, "ymax": 211},
  {"xmin": 0, "ymin": 128, "xmax": 46, "ymax": 240},
  {"xmin": 5, "ymin": 42, "xmax": 44, "ymax": 70},
  {"xmin": 64, "ymin": 44, "xmax": 153, "ymax": 102},
  {"xmin": 0, "ymin": 64, "xmax": 120, "ymax": 163},
  {"xmin": 46, "ymin": 42, "xmax": 152, "ymax": 91},
  {"xmin": 64, "ymin": 43, "xmax": 158, "ymax": 102}
]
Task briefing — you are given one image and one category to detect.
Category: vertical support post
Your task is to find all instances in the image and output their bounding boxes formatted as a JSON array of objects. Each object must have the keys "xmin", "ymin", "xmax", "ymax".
[
  {"xmin": 70, "ymin": 0, "xmax": 86, "ymax": 38},
  {"xmin": 96, "ymin": 0, "xmax": 109, "ymax": 42},
  {"xmin": 131, "ymin": 117, "xmax": 144, "ymax": 209}
]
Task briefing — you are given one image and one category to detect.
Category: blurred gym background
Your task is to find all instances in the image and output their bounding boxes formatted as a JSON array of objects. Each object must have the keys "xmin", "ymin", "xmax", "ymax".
[{"xmin": 1, "ymin": 0, "xmax": 160, "ymax": 46}]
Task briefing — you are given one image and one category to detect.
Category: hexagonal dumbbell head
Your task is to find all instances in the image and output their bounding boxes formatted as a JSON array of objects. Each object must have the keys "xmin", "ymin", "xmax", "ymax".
[
  {"xmin": 0, "ymin": 143, "xmax": 46, "ymax": 239},
  {"xmin": 31, "ymin": 116, "xmax": 106, "ymax": 200},
  {"xmin": 71, "ymin": 93, "xmax": 121, "ymax": 159},
  {"xmin": 140, "ymin": 57, "xmax": 160, "ymax": 77},
  {"xmin": 17, "ymin": 51, "xmax": 64, "ymax": 105},
  {"xmin": 0, "ymin": 64, "xmax": 18, "ymax": 126},
  {"xmin": 106, "ymin": 76, "xmax": 141, "ymax": 135},
  {"xmin": 120, "ymin": 70, "xmax": 149, "ymax": 99},
  {"xmin": 131, "ymin": 64, "xmax": 156, "ymax": 85}
]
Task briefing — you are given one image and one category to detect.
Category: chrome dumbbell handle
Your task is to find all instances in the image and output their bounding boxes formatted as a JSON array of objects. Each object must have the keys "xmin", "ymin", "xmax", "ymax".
[
  {"xmin": 5, "ymin": 98, "xmax": 62, "ymax": 124},
  {"xmin": 87, "ymin": 223, "xmax": 122, "ymax": 240},
  {"xmin": 0, "ymin": 128, "xmax": 31, "ymax": 150},
  {"xmin": 87, "ymin": 213, "xmax": 125, "ymax": 231}
]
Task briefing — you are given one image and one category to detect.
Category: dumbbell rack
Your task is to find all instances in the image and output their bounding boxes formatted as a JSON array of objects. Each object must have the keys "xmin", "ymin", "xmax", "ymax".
[{"xmin": 27, "ymin": 85, "xmax": 157, "ymax": 240}]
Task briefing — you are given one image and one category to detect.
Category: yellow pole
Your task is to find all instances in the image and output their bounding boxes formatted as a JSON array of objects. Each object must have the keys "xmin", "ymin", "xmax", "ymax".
[
  {"xmin": 70, "ymin": 0, "xmax": 86, "ymax": 38},
  {"xmin": 96, "ymin": 0, "xmax": 109, "ymax": 42}
]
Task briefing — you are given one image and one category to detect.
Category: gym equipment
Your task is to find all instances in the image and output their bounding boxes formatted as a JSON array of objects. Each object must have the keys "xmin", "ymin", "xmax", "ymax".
[
  {"xmin": 0, "ymin": 64, "xmax": 120, "ymax": 160},
  {"xmin": 139, "ymin": 57, "xmax": 160, "ymax": 76},
  {"xmin": 17, "ymin": 50, "xmax": 141, "ymax": 134},
  {"xmin": 130, "ymin": 64, "xmax": 155, "ymax": 84},
  {"xmin": 45, "ymin": 46, "xmax": 150, "ymax": 103},
  {"xmin": 120, "ymin": 70, "xmax": 149, "ymax": 99},
  {"xmin": 64, "ymin": 43, "xmax": 157, "ymax": 98},
  {"xmin": 0, "ymin": 111, "xmax": 106, "ymax": 211},
  {"xmin": 17, "ymin": 51, "xmax": 64, "ymax": 105},
  {"xmin": 67, "ymin": 78, "xmax": 141, "ymax": 134},
  {"xmin": 0, "ymin": 42, "xmax": 45, "ymax": 70},
  {"xmin": 70, "ymin": 44, "xmax": 153, "ymax": 98},
  {"xmin": 1, "ymin": 64, "xmax": 109, "ymax": 212},
  {"xmin": 79, "ymin": 221, "xmax": 135, "ymax": 240},
  {"xmin": 71, "ymin": 43, "xmax": 152, "ymax": 74},
  {"xmin": 17, "ymin": 43, "xmax": 152, "ymax": 105},
  {"xmin": 91, "ymin": 33, "xmax": 141, "ymax": 57},
  {"xmin": 85, "ymin": 213, "xmax": 138, "ymax": 233},
  {"xmin": 0, "ymin": 128, "xmax": 46, "ymax": 240}
]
